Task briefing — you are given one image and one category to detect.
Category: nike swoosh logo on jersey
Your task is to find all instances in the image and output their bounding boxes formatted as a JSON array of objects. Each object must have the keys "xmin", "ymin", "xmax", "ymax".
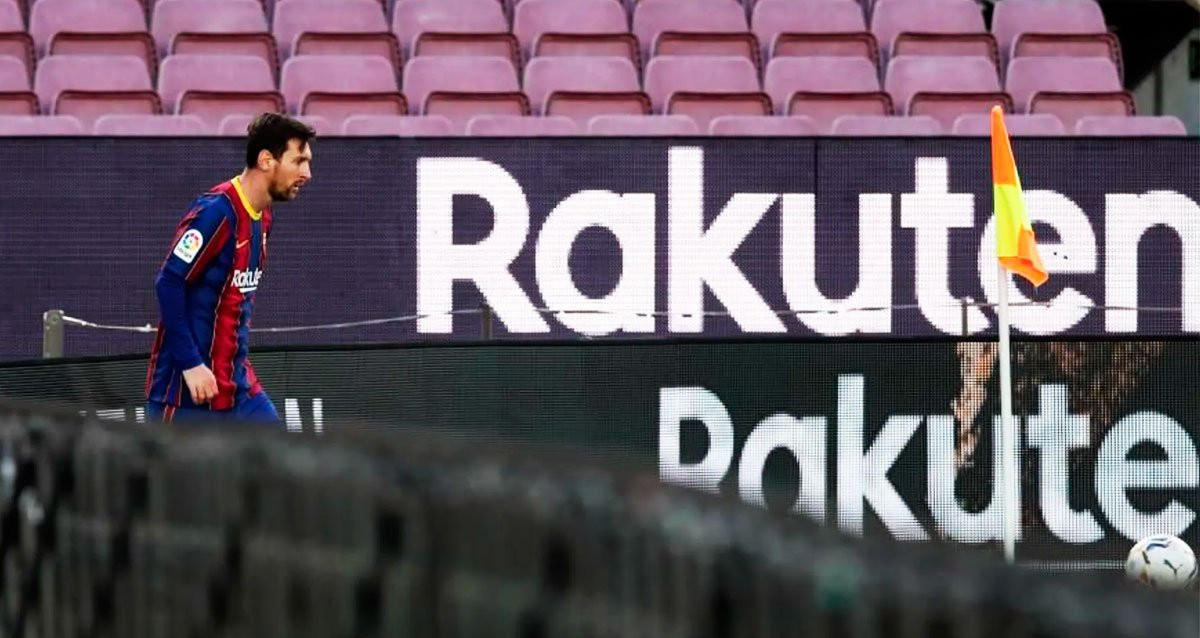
[{"xmin": 236, "ymin": 240, "xmax": 249, "ymax": 249}]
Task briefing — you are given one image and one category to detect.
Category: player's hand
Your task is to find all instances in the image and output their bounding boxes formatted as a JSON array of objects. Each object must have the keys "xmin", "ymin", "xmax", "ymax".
[{"xmin": 182, "ymin": 364, "xmax": 218, "ymax": 404}]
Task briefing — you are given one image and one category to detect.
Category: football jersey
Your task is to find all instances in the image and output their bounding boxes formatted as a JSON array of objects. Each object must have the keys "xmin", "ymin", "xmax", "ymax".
[{"xmin": 145, "ymin": 176, "xmax": 273, "ymax": 410}]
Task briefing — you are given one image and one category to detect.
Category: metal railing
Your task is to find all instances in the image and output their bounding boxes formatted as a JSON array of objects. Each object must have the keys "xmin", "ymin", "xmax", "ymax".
[{"xmin": 40, "ymin": 300, "xmax": 1189, "ymax": 358}]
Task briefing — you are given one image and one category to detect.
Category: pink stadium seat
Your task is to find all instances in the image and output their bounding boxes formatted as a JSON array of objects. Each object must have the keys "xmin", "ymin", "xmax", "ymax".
[
  {"xmin": 158, "ymin": 54, "xmax": 282, "ymax": 130},
  {"xmin": 280, "ymin": 54, "xmax": 407, "ymax": 129},
  {"xmin": 149, "ymin": 0, "xmax": 267, "ymax": 4},
  {"xmin": 870, "ymin": 0, "xmax": 995, "ymax": 65},
  {"xmin": 764, "ymin": 56, "xmax": 891, "ymax": 132},
  {"xmin": 0, "ymin": 1, "xmax": 33, "ymax": 84},
  {"xmin": 633, "ymin": 0, "xmax": 757, "ymax": 69},
  {"xmin": 1073, "ymin": 115, "xmax": 1187, "ymax": 136},
  {"xmin": 587, "ymin": 114, "xmax": 699, "ymax": 136},
  {"xmin": 0, "ymin": 114, "xmax": 84, "ymax": 134},
  {"xmin": 951, "ymin": 112, "xmax": 1065, "ymax": 136},
  {"xmin": 273, "ymin": 0, "xmax": 400, "ymax": 71},
  {"xmin": 523, "ymin": 56, "xmax": 648, "ymax": 125},
  {"xmin": 884, "ymin": 55, "xmax": 1010, "ymax": 130},
  {"xmin": 291, "ymin": 114, "xmax": 335, "ymax": 135},
  {"xmin": 708, "ymin": 114, "xmax": 818, "ymax": 136},
  {"xmin": 340, "ymin": 114, "xmax": 454, "ymax": 135},
  {"xmin": 217, "ymin": 112, "xmax": 334, "ymax": 136},
  {"xmin": 216, "ymin": 112, "xmax": 257, "ymax": 135},
  {"xmin": 751, "ymin": 0, "xmax": 877, "ymax": 68},
  {"xmin": 402, "ymin": 55, "xmax": 528, "ymax": 132},
  {"xmin": 1005, "ymin": 56, "xmax": 1132, "ymax": 129},
  {"xmin": 0, "ymin": 55, "xmax": 37, "ymax": 115},
  {"xmin": 829, "ymin": 114, "xmax": 942, "ymax": 135},
  {"xmin": 643, "ymin": 55, "xmax": 769, "ymax": 130},
  {"xmin": 465, "ymin": 114, "xmax": 578, "ymax": 135},
  {"xmin": 151, "ymin": 0, "xmax": 277, "ymax": 72},
  {"xmin": 393, "ymin": 0, "xmax": 518, "ymax": 69},
  {"xmin": 34, "ymin": 55, "xmax": 162, "ymax": 130},
  {"xmin": 92, "ymin": 113, "xmax": 207, "ymax": 135},
  {"xmin": 30, "ymin": 0, "xmax": 156, "ymax": 77},
  {"xmin": 992, "ymin": 0, "xmax": 1119, "ymax": 75},
  {"xmin": 514, "ymin": 0, "xmax": 637, "ymax": 67}
]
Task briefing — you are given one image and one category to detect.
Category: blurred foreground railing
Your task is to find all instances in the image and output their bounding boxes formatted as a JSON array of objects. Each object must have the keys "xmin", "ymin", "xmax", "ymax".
[{"xmin": 0, "ymin": 401, "xmax": 1193, "ymax": 638}]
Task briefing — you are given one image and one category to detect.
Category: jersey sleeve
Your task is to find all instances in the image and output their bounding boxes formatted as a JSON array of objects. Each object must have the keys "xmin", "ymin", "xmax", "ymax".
[
  {"xmin": 154, "ymin": 199, "xmax": 232, "ymax": 371},
  {"xmin": 161, "ymin": 200, "xmax": 232, "ymax": 283}
]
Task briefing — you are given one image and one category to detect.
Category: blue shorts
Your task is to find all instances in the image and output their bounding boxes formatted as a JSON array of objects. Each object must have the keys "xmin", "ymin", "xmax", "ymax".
[{"xmin": 145, "ymin": 391, "xmax": 281, "ymax": 426}]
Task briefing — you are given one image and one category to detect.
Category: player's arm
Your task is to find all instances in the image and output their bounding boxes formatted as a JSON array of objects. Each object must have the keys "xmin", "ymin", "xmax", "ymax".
[{"xmin": 155, "ymin": 202, "xmax": 230, "ymax": 402}]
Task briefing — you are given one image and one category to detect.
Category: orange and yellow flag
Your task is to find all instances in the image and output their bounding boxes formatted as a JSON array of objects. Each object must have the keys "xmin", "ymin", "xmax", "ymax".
[{"xmin": 991, "ymin": 105, "xmax": 1048, "ymax": 287}]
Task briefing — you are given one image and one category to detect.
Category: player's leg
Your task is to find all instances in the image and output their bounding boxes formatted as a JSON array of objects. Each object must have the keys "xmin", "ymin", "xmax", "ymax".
[
  {"xmin": 145, "ymin": 401, "xmax": 167, "ymax": 423},
  {"xmin": 145, "ymin": 401, "xmax": 224, "ymax": 424},
  {"xmin": 234, "ymin": 391, "xmax": 282, "ymax": 426}
]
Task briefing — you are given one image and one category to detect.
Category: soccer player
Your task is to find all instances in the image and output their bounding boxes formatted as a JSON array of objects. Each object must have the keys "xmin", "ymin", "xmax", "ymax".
[{"xmin": 144, "ymin": 113, "xmax": 314, "ymax": 424}]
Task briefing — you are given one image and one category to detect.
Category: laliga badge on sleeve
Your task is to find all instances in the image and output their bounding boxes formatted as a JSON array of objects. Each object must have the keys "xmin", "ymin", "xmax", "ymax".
[{"xmin": 173, "ymin": 228, "xmax": 204, "ymax": 263}]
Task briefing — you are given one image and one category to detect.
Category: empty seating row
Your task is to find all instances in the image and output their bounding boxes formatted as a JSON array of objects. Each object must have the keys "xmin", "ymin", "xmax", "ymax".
[
  {"xmin": 0, "ymin": 112, "xmax": 1187, "ymax": 136},
  {"xmin": 0, "ymin": 0, "xmax": 1124, "ymax": 82},
  {"xmin": 0, "ymin": 52, "xmax": 1135, "ymax": 133}
]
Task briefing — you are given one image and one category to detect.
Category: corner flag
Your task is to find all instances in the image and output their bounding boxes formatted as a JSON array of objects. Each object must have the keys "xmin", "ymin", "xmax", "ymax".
[{"xmin": 991, "ymin": 105, "xmax": 1048, "ymax": 287}]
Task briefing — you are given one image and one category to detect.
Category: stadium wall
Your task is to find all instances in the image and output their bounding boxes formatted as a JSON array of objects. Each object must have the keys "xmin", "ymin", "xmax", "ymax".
[
  {"xmin": 1, "ymin": 138, "xmax": 1198, "ymax": 360},
  {"xmin": 2, "ymin": 337, "xmax": 1196, "ymax": 567}
]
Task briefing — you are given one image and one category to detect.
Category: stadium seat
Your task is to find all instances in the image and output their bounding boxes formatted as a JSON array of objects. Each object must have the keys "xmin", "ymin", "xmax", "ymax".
[
  {"xmin": 151, "ymin": 0, "xmax": 277, "ymax": 75},
  {"xmin": 91, "ymin": 113, "xmax": 207, "ymax": 135},
  {"xmin": 513, "ymin": 0, "xmax": 637, "ymax": 67},
  {"xmin": 30, "ymin": 0, "xmax": 156, "ymax": 78},
  {"xmin": 829, "ymin": 114, "xmax": 942, "ymax": 135},
  {"xmin": 159, "ymin": 54, "xmax": 282, "ymax": 130},
  {"xmin": 870, "ymin": 0, "xmax": 995, "ymax": 66},
  {"xmin": 216, "ymin": 112, "xmax": 255, "ymax": 135},
  {"xmin": 633, "ymin": 0, "xmax": 757, "ymax": 69},
  {"xmin": 763, "ymin": 56, "xmax": 891, "ymax": 132},
  {"xmin": 393, "ymin": 0, "xmax": 518, "ymax": 70},
  {"xmin": 643, "ymin": 55, "xmax": 769, "ymax": 131},
  {"xmin": 1073, "ymin": 115, "xmax": 1187, "ymax": 136},
  {"xmin": 586, "ymin": 114, "xmax": 699, "ymax": 136},
  {"xmin": 992, "ymin": 0, "xmax": 1120, "ymax": 76},
  {"xmin": 464, "ymin": 114, "xmax": 578, "ymax": 135},
  {"xmin": 280, "ymin": 54, "xmax": 407, "ymax": 129},
  {"xmin": 708, "ymin": 114, "xmax": 818, "ymax": 136},
  {"xmin": 340, "ymin": 113, "xmax": 454, "ymax": 135},
  {"xmin": 273, "ymin": 0, "xmax": 400, "ymax": 71},
  {"xmin": 950, "ymin": 112, "xmax": 1065, "ymax": 136},
  {"xmin": 217, "ymin": 112, "xmax": 334, "ymax": 135},
  {"xmin": 0, "ymin": 1, "xmax": 33, "ymax": 84},
  {"xmin": 0, "ymin": 114, "xmax": 83, "ymax": 134},
  {"xmin": 751, "ymin": 0, "xmax": 878, "ymax": 68},
  {"xmin": 1005, "ymin": 56, "xmax": 1132, "ymax": 129},
  {"xmin": 0, "ymin": 55, "xmax": 37, "ymax": 115},
  {"xmin": 402, "ymin": 55, "xmax": 528, "ymax": 132},
  {"xmin": 884, "ymin": 55, "xmax": 1010, "ymax": 130},
  {"xmin": 34, "ymin": 55, "xmax": 162, "ymax": 130},
  {"xmin": 523, "ymin": 56, "xmax": 648, "ymax": 125}
]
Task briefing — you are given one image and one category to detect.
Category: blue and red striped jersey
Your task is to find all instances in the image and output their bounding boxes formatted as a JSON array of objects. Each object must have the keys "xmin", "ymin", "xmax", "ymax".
[{"xmin": 145, "ymin": 177, "xmax": 273, "ymax": 410}]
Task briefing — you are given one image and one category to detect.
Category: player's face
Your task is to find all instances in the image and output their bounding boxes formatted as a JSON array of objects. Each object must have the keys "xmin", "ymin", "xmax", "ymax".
[{"xmin": 268, "ymin": 138, "xmax": 312, "ymax": 202}]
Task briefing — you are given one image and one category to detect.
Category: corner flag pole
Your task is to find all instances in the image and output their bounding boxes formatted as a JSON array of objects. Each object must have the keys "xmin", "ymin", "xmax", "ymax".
[
  {"xmin": 997, "ymin": 264, "xmax": 1017, "ymax": 564},
  {"xmin": 990, "ymin": 105, "xmax": 1048, "ymax": 566}
]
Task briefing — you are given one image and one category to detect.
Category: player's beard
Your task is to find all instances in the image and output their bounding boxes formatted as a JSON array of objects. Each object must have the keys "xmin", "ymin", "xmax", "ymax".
[{"xmin": 268, "ymin": 181, "xmax": 298, "ymax": 202}]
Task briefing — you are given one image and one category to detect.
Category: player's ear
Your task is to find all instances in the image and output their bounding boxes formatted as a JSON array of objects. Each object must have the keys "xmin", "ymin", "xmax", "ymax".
[{"xmin": 256, "ymin": 149, "xmax": 275, "ymax": 171}]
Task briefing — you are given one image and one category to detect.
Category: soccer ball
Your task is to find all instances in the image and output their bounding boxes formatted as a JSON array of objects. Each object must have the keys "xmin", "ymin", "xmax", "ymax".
[{"xmin": 1124, "ymin": 534, "xmax": 1197, "ymax": 590}]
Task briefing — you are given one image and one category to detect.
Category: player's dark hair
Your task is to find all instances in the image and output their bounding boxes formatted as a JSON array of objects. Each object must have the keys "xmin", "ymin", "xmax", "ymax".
[{"xmin": 245, "ymin": 113, "xmax": 315, "ymax": 168}]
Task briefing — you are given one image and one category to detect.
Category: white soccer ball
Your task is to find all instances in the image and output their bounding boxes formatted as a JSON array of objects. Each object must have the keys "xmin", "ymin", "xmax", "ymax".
[{"xmin": 1125, "ymin": 534, "xmax": 1197, "ymax": 590}]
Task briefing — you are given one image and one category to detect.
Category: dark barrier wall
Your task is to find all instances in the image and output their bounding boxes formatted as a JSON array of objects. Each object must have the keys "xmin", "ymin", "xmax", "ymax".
[
  {"xmin": 2, "ymin": 338, "xmax": 1196, "ymax": 566},
  {"xmin": 4, "ymin": 404, "xmax": 1195, "ymax": 638},
  {"xmin": 2, "ymin": 138, "xmax": 1199, "ymax": 360}
]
